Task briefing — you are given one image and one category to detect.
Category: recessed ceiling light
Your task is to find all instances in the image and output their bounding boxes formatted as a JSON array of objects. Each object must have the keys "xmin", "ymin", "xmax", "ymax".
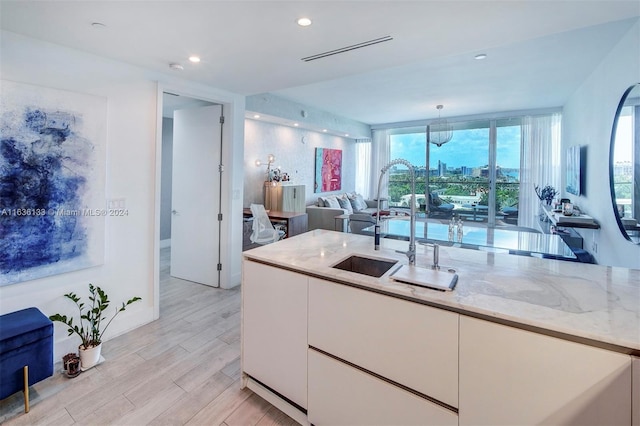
[
  {"xmin": 322, "ymin": 129, "xmax": 327, "ymax": 132},
  {"xmin": 475, "ymin": 53, "xmax": 488, "ymax": 60},
  {"xmin": 253, "ymin": 114, "xmax": 261, "ymax": 119},
  {"xmin": 345, "ymin": 133, "xmax": 349, "ymax": 137},
  {"xmin": 188, "ymin": 56, "xmax": 201, "ymax": 63},
  {"xmin": 297, "ymin": 17, "xmax": 312, "ymax": 27},
  {"xmin": 293, "ymin": 123, "xmax": 299, "ymax": 127}
]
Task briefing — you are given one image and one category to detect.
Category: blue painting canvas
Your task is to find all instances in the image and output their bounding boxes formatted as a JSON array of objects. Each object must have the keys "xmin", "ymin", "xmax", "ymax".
[{"xmin": 0, "ymin": 81, "xmax": 106, "ymax": 286}]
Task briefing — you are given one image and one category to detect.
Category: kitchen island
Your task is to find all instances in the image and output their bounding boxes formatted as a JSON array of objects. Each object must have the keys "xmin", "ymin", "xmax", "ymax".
[{"xmin": 241, "ymin": 230, "xmax": 640, "ymax": 425}]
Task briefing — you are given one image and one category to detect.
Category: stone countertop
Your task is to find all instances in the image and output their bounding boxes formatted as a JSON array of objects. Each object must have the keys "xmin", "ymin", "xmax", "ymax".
[{"xmin": 243, "ymin": 230, "xmax": 640, "ymax": 355}]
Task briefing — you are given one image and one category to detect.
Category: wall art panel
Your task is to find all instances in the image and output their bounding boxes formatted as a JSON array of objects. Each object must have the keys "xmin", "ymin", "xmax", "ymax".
[
  {"xmin": 0, "ymin": 80, "xmax": 106, "ymax": 285},
  {"xmin": 314, "ymin": 147, "xmax": 342, "ymax": 193}
]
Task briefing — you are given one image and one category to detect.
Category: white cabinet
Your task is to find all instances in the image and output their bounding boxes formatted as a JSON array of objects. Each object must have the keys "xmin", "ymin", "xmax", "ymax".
[
  {"xmin": 308, "ymin": 349, "xmax": 458, "ymax": 426},
  {"xmin": 459, "ymin": 316, "xmax": 632, "ymax": 425},
  {"xmin": 308, "ymin": 277, "xmax": 459, "ymax": 409},
  {"xmin": 241, "ymin": 261, "xmax": 308, "ymax": 409},
  {"xmin": 264, "ymin": 184, "xmax": 306, "ymax": 213}
]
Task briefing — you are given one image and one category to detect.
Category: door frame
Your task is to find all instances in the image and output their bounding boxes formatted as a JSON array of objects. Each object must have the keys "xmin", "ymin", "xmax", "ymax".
[{"xmin": 153, "ymin": 82, "xmax": 244, "ymax": 320}]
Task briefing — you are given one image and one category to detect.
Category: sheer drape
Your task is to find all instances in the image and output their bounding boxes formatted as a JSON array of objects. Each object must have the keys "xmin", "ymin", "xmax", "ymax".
[
  {"xmin": 369, "ymin": 129, "xmax": 390, "ymax": 199},
  {"xmin": 519, "ymin": 113, "xmax": 562, "ymax": 228},
  {"xmin": 355, "ymin": 139, "xmax": 372, "ymax": 198}
]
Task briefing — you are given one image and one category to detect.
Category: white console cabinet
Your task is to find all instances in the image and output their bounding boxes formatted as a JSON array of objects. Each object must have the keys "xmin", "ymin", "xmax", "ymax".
[{"xmin": 459, "ymin": 316, "xmax": 632, "ymax": 425}]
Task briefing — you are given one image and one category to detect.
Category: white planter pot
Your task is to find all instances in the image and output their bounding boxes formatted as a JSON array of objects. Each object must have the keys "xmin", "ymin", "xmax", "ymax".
[{"xmin": 79, "ymin": 343, "xmax": 102, "ymax": 369}]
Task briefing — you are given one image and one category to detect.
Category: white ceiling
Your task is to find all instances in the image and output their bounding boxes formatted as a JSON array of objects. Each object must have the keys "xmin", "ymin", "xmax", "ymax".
[{"xmin": 1, "ymin": 1, "xmax": 639, "ymax": 125}]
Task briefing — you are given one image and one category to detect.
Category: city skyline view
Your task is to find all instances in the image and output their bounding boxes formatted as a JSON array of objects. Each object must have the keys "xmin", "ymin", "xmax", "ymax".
[{"xmin": 390, "ymin": 126, "xmax": 522, "ymax": 170}]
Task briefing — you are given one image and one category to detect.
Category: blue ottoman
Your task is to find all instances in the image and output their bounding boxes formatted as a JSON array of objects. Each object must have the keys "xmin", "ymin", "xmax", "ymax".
[{"xmin": 0, "ymin": 307, "xmax": 53, "ymax": 412}]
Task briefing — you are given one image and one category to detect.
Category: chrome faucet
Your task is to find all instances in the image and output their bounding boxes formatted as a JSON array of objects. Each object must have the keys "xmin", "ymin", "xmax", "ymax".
[
  {"xmin": 375, "ymin": 158, "xmax": 416, "ymax": 265},
  {"xmin": 418, "ymin": 241, "xmax": 440, "ymax": 269}
]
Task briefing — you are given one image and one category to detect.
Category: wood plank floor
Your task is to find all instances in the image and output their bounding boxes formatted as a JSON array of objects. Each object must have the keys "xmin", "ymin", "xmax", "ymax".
[{"xmin": 0, "ymin": 248, "xmax": 298, "ymax": 426}]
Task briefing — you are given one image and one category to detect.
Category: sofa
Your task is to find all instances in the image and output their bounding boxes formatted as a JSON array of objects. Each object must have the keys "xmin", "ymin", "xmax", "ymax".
[{"xmin": 306, "ymin": 193, "xmax": 382, "ymax": 232}]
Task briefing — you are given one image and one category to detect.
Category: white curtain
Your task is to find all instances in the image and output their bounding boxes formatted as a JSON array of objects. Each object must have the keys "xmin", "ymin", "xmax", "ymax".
[
  {"xmin": 519, "ymin": 113, "xmax": 562, "ymax": 228},
  {"xmin": 369, "ymin": 129, "xmax": 391, "ymax": 200},
  {"xmin": 355, "ymin": 139, "xmax": 372, "ymax": 198}
]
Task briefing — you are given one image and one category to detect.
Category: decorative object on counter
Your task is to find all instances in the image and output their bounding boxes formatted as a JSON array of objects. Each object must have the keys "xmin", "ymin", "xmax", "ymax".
[
  {"xmin": 562, "ymin": 202, "xmax": 574, "ymax": 216},
  {"xmin": 49, "ymin": 283, "xmax": 141, "ymax": 369},
  {"xmin": 448, "ymin": 217, "xmax": 455, "ymax": 241},
  {"xmin": 270, "ymin": 167, "xmax": 290, "ymax": 183},
  {"xmin": 255, "ymin": 153, "xmax": 276, "ymax": 181},
  {"xmin": 535, "ymin": 185, "xmax": 557, "ymax": 205}
]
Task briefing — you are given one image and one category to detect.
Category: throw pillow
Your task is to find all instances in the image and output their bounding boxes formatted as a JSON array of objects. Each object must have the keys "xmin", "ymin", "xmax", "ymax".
[
  {"xmin": 324, "ymin": 196, "xmax": 341, "ymax": 209},
  {"xmin": 348, "ymin": 193, "xmax": 367, "ymax": 212},
  {"xmin": 354, "ymin": 193, "xmax": 367, "ymax": 211},
  {"xmin": 337, "ymin": 195, "xmax": 353, "ymax": 214}
]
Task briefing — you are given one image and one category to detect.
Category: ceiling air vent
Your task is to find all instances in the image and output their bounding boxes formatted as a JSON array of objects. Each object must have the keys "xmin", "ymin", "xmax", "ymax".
[{"xmin": 301, "ymin": 35, "xmax": 393, "ymax": 62}]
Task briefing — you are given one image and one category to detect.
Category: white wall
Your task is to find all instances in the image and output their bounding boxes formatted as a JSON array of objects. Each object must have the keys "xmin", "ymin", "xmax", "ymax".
[
  {"xmin": 0, "ymin": 30, "xmax": 245, "ymax": 359},
  {"xmin": 562, "ymin": 19, "xmax": 640, "ymax": 268},
  {"xmin": 244, "ymin": 119, "xmax": 357, "ymax": 207}
]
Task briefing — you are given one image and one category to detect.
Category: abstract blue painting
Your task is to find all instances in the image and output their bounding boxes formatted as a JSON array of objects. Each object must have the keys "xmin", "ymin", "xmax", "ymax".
[{"xmin": 0, "ymin": 81, "xmax": 106, "ymax": 286}]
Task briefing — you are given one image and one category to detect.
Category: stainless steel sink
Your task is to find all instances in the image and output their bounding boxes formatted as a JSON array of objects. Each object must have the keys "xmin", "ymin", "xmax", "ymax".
[{"xmin": 331, "ymin": 255, "xmax": 399, "ymax": 278}]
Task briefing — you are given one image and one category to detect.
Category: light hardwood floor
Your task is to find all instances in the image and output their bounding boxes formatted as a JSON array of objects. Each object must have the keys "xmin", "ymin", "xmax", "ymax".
[{"xmin": 0, "ymin": 248, "xmax": 298, "ymax": 426}]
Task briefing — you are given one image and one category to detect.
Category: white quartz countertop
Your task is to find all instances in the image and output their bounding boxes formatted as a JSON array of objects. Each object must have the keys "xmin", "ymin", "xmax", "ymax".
[{"xmin": 243, "ymin": 230, "xmax": 640, "ymax": 354}]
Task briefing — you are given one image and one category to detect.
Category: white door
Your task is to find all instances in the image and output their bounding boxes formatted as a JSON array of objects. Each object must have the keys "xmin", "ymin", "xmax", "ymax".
[{"xmin": 170, "ymin": 104, "xmax": 222, "ymax": 286}]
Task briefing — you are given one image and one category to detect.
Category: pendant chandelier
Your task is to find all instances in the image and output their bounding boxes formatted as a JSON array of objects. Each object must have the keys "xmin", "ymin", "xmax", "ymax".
[{"xmin": 427, "ymin": 105, "xmax": 453, "ymax": 147}]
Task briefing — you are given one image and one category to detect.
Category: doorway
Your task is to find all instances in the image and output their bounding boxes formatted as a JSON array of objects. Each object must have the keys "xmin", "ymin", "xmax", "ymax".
[{"xmin": 159, "ymin": 92, "xmax": 223, "ymax": 287}]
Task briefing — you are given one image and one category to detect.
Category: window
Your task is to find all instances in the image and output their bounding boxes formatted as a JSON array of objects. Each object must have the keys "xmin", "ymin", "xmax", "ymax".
[{"xmin": 386, "ymin": 119, "xmax": 522, "ymax": 224}]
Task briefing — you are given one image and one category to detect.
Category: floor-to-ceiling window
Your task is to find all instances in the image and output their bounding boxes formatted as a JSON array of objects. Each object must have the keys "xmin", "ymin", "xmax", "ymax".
[{"xmin": 385, "ymin": 119, "xmax": 522, "ymax": 224}]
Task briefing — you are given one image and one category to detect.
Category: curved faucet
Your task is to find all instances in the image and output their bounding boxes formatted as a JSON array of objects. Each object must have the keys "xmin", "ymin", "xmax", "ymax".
[{"xmin": 375, "ymin": 158, "xmax": 416, "ymax": 265}]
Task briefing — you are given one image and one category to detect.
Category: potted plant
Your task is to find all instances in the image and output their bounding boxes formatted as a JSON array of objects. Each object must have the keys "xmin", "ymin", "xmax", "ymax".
[{"xmin": 49, "ymin": 283, "xmax": 141, "ymax": 369}]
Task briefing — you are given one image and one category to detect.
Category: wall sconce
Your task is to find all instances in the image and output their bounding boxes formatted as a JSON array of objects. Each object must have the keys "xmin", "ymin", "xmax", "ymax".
[{"xmin": 256, "ymin": 154, "xmax": 276, "ymax": 181}]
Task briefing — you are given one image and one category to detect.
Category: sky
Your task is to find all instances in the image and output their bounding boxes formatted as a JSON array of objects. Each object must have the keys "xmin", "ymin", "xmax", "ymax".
[{"xmin": 390, "ymin": 126, "xmax": 521, "ymax": 169}]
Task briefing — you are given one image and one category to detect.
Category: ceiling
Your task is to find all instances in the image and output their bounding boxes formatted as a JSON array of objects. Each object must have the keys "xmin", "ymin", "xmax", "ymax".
[{"xmin": 1, "ymin": 1, "xmax": 639, "ymax": 125}]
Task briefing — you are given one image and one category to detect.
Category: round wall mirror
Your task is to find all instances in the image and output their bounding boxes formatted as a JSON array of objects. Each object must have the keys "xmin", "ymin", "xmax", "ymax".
[{"xmin": 609, "ymin": 83, "xmax": 640, "ymax": 244}]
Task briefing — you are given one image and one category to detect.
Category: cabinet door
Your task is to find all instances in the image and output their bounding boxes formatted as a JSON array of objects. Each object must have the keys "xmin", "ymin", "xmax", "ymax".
[
  {"xmin": 308, "ymin": 349, "xmax": 458, "ymax": 426},
  {"xmin": 264, "ymin": 184, "xmax": 282, "ymax": 211},
  {"xmin": 282, "ymin": 185, "xmax": 305, "ymax": 213},
  {"xmin": 309, "ymin": 278, "xmax": 459, "ymax": 408},
  {"xmin": 459, "ymin": 316, "xmax": 632, "ymax": 425},
  {"xmin": 242, "ymin": 261, "xmax": 308, "ymax": 409}
]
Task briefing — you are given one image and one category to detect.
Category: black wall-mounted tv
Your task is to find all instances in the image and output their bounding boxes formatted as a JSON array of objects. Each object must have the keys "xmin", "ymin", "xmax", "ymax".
[{"xmin": 566, "ymin": 145, "xmax": 585, "ymax": 196}]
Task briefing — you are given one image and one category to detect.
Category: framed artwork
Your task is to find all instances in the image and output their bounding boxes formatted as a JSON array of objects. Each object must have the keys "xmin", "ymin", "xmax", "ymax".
[
  {"xmin": 314, "ymin": 147, "xmax": 342, "ymax": 193},
  {"xmin": 0, "ymin": 80, "xmax": 107, "ymax": 286}
]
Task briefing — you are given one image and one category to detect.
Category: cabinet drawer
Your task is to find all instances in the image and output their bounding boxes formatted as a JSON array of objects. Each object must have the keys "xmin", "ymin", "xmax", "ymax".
[
  {"xmin": 308, "ymin": 278, "xmax": 458, "ymax": 408},
  {"xmin": 308, "ymin": 349, "xmax": 458, "ymax": 426}
]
